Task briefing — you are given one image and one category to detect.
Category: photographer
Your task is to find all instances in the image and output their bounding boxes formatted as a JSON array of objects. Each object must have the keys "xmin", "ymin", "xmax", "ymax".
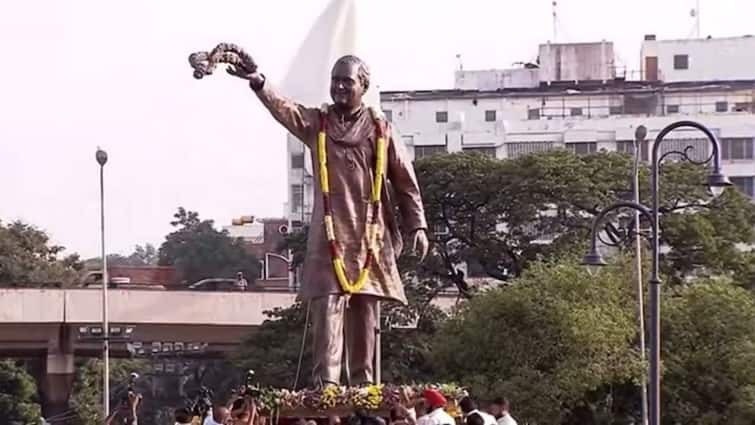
[
  {"xmin": 187, "ymin": 386, "xmax": 215, "ymax": 422},
  {"xmin": 106, "ymin": 373, "xmax": 142, "ymax": 425},
  {"xmin": 106, "ymin": 391, "xmax": 142, "ymax": 425}
]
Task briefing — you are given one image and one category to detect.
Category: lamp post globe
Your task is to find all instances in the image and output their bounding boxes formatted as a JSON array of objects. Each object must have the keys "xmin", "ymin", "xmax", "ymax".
[
  {"xmin": 634, "ymin": 125, "xmax": 647, "ymax": 141},
  {"xmin": 96, "ymin": 148, "xmax": 108, "ymax": 166},
  {"xmin": 707, "ymin": 171, "xmax": 732, "ymax": 198}
]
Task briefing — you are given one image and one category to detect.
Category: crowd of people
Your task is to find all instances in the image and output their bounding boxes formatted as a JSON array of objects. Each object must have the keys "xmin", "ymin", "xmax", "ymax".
[{"xmin": 106, "ymin": 386, "xmax": 518, "ymax": 425}]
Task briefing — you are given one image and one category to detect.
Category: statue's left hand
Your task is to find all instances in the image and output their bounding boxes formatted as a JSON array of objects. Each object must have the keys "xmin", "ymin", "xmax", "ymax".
[{"xmin": 411, "ymin": 229, "xmax": 429, "ymax": 263}]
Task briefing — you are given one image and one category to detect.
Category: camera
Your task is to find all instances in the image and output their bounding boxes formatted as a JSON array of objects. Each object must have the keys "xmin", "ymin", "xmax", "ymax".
[{"xmin": 240, "ymin": 369, "xmax": 261, "ymax": 398}]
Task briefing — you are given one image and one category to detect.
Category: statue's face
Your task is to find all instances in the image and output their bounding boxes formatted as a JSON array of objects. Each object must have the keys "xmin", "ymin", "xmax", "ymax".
[{"xmin": 330, "ymin": 61, "xmax": 364, "ymax": 111}]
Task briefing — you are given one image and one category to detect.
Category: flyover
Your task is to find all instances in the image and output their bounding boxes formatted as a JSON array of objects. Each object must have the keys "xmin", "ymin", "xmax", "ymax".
[{"xmin": 0, "ymin": 288, "xmax": 462, "ymax": 416}]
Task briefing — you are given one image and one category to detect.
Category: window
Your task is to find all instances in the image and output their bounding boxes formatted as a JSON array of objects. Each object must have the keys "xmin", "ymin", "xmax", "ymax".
[
  {"xmin": 291, "ymin": 184, "xmax": 304, "ymax": 212},
  {"xmin": 659, "ymin": 138, "xmax": 709, "ymax": 162},
  {"xmin": 462, "ymin": 146, "xmax": 497, "ymax": 157},
  {"xmin": 667, "ymin": 105, "xmax": 680, "ymax": 114},
  {"xmin": 730, "ymin": 176, "xmax": 755, "ymax": 198},
  {"xmin": 414, "ymin": 145, "xmax": 447, "ymax": 160},
  {"xmin": 609, "ymin": 105, "xmax": 623, "ymax": 115},
  {"xmin": 673, "ymin": 54, "xmax": 689, "ymax": 70},
  {"xmin": 527, "ymin": 108, "xmax": 541, "ymax": 120},
  {"xmin": 715, "ymin": 101, "xmax": 728, "ymax": 112},
  {"xmin": 384, "ymin": 109, "xmax": 393, "ymax": 122},
  {"xmin": 617, "ymin": 140, "xmax": 649, "ymax": 161},
  {"xmin": 621, "ymin": 138, "xmax": 710, "ymax": 162},
  {"xmin": 567, "ymin": 142, "xmax": 597, "ymax": 155},
  {"xmin": 291, "ymin": 152, "xmax": 305, "ymax": 169},
  {"xmin": 721, "ymin": 138, "xmax": 754, "ymax": 160},
  {"xmin": 435, "ymin": 111, "xmax": 448, "ymax": 123},
  {"xmin": 734, "ymin": 102, "xmax": 752, "ymax": 112},
  {"xmin": 484, "ymin": 110, "xmax": 497, "ymax": 122},
  {"xmin": 570, "ymin": 107, "xmax": 583, "ymax": 117},
  {"xmin": 506, "ymin": 142, "xmax": 554, "ymax": 159}
]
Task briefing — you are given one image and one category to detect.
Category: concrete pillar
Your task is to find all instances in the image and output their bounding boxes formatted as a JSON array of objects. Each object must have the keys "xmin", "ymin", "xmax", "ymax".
[{"xmin": 40, "ymin": 325, "xmax": 75, "ymax": 419}]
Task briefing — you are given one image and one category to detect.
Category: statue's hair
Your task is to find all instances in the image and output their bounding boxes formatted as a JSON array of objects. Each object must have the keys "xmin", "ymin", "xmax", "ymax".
[{"xmin": 333, "ymin": 55, "xmax": 370, "ymax": 91}]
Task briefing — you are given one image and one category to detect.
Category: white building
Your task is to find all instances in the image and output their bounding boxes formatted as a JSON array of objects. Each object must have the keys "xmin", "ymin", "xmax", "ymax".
[
  {"xmin": 640, "ymin": 34, "xmax": 755, "ymax": 82},
  {"xmin": 286, "ymin": 35, "xmax": 755, "ymax": 228}
]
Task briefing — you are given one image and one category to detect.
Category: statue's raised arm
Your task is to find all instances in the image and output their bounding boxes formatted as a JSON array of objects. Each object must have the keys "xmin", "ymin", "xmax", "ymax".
[{"xmin": 188, "ymin": 43, "xmax": 317, "ymax": 144}]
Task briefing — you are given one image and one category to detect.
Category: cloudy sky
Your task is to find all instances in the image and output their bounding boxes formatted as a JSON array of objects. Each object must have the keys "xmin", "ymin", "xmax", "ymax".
[{"xmin": 1, "ymin": 0, "xmax": 752, "ymax": 258}]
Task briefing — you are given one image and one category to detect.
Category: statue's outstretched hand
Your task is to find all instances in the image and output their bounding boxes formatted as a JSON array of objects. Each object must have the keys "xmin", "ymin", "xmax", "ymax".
[
  {"xmin": 411, "ymin": 229, "xmax": 429, "ymax": 263},
  {"xmin": 227, "ymin": 66, "xmax": 265, "ymax": 88}
]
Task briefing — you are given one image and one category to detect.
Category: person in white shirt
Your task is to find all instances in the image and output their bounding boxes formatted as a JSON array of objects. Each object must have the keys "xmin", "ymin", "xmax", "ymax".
[
  {"xmin": 416, "ymin": 389, "xmax": 455, "ymax": 425},
  {"xmin": 459, "ymin": 397, "xmax": 497, "ymax": 425},
  {"xmin": 489, "ymin": 397, "xmax": 518, "ymax": 425},
  {"xmin": 203, "ymin": 406, "xmax": 230, "ymax": 425},
  {"xmin": 235, "ymin": 272, "xmax": 249, "ymax": 291}
]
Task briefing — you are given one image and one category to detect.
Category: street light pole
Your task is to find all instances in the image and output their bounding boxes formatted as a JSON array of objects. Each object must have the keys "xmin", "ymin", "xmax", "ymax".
[
  {"xmin": 633, "ymin": 126, "xmax": 649, "ymax": 425},
  {"xmin": 96, "ymin": 147, "xmax": 110, "ymax": 418},
  {"xmin": 648, "ymin": 121, "xmax": 727, "ymax": 425},
  {"xmin": 584, "ymin": 120, "xmax": 730, "ymax": 425}
]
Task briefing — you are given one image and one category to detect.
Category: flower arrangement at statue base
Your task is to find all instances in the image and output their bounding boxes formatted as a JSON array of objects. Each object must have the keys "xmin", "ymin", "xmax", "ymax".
[{"xmin": 256, "ymin": 384, "xmax": 466, "ymax": 418}]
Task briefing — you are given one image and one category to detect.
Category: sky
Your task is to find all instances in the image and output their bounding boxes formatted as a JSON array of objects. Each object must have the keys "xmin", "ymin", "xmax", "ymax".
[{"xmin": 1, "ymin": 0, "xmax": 753, "ymax": 258}]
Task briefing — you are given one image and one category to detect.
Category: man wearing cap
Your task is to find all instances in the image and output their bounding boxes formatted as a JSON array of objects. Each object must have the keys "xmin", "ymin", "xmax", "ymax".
[{"xmin": 416, "ymin": 389, "xmax": 455, "ymax": 425}]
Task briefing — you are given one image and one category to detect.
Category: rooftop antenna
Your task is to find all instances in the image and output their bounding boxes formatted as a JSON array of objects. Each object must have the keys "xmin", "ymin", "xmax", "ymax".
[
  {"xmin": 690, "ymin": 0, "xmax": 701, "ymax": 38},
  {"xmin": 552, "ymin": 1, "xmax": 558, "ymax": 42}
]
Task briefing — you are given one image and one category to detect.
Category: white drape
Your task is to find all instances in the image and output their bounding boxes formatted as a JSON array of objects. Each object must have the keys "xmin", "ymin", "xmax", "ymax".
[{"xmin": 279, "ymin": 0, "xmax": 381, "ymax": 109}]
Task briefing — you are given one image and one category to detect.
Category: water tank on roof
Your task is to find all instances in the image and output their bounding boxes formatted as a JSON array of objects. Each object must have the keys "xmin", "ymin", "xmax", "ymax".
[{"xmin": 538, "ymin": 41, "xmax": 616, "ymax": 82}]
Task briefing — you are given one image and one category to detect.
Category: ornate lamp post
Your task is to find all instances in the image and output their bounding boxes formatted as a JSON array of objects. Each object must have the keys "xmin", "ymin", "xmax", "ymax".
[{"xmin": 583, "ymin": 121, "xmax": 731, "ymax": 425}]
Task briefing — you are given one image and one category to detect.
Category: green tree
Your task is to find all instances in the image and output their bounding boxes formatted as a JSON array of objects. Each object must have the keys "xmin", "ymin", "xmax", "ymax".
[
  {"xmin": 662, "ymin": 281, "xmax": 755, "ymax": 425},
  {"xmin": 432, "ymin": 257, "xmax": 644, "ymax": 425},
  {"xmin": 414, "ymin": 151, "xmax": 755, "ymax": 290},
  {"xmin": 0, "ymin": 220, "xmax": 82, "ymax": 287},
  {"xmin": 158, "ymin": 208, "xmax": 260, "ymax": 284},
  {"xmin": 0, "ymin": 360, "xmax": 42, "ymax": 425}
]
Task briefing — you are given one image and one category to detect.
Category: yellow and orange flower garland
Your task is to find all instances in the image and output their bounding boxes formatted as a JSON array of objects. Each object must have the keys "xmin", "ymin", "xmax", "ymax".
[
  {"xmin": 254, "ymin": 384, "xmax": 468, "ymax": 415},
  {"xmin": 318, "ymin": 106, "xmax": 386, "ymax": 294}
]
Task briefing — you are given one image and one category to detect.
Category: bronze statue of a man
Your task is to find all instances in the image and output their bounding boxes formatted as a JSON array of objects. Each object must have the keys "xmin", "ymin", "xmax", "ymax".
[{"xmin": 227, "ymin": 55, "xmax": 429, "ymax": 387}]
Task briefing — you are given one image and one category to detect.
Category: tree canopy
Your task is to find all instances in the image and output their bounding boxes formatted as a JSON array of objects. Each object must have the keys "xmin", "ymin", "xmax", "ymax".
[
  {"xmin": 158, "ymin": 207, "xmax": 261, "ymax": 284},
  {"xmin": 0, "ymin": 360, "xmax": 42, "ymax": 425},
  {"xmin": 414, "ymin": 150, "xmax": 755, "ymax": 290},
  {"xmin": 432, "ymin": 257, "xmax": 644, "ymax": 425},
  {"xmin": 0, "ymin": 220, "xmax": 82, "ymax": 287},
  {"xmin": 662, "ymin": 281, "xmax": 755, "ymax": 425}
]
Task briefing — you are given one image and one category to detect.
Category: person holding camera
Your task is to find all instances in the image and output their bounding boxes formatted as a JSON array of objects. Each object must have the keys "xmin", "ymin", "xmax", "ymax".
[{"xmin": 106, "ymin": 384, "xmax": 142, "ymax": 425}]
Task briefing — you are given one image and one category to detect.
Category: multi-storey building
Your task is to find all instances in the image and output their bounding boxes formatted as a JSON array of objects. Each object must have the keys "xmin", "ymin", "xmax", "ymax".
[{"xmin": 286, "ymin": 34, "xmax": 755, "ymax": 229}]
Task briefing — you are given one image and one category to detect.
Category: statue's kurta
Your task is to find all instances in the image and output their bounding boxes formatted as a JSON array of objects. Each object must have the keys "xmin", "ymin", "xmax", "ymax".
[{"xmin": 256, "ymin": 84, "xmax": 427, "ymax": 304}]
